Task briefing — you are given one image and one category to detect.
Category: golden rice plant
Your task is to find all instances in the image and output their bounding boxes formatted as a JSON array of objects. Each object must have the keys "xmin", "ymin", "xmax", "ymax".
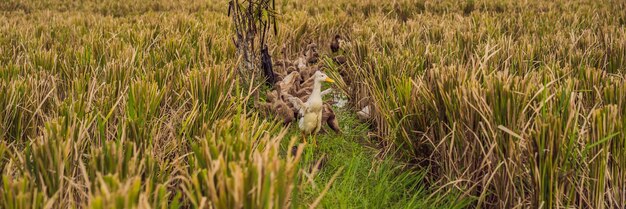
[
  {"xmin": 88, "ymin": 175, "xmax": 180, "ymax": 209},
  {"xmin": 0, "ymin": 175, "xmax": 48, "ymax": 209},
  {"xmin": 183, "ymin": 112, "xmax": 306, "ymax": 209},
  {"xmin": 327, "ymin": 0, "xmax": 626, "ymax": 207},
  {"xmin": 178, "ymin": 66, "xmax": 235, "ymax": 138},
  {"xmin": 125, "ymin": 80, "xmax": 166, "ymax": 145}
]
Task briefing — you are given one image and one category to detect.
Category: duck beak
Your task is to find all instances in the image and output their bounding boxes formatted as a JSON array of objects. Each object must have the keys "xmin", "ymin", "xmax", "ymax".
[{"xmin": 325, "ymin": 77, "xmax": 335, "ymax": 83}]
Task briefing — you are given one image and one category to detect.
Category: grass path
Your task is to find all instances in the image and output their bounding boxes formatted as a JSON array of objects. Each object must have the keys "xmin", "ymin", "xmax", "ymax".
[{"xmin": 281, "ymin": 108, "xmax": 470, "ymax": 209}]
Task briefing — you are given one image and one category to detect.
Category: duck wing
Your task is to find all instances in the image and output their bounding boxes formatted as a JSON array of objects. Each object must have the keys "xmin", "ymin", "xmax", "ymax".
[
  {"xmin": 320, "ymin": 88, "xmax": 333, "ymax": 96},
  {"xmin": 286, "ymin": 95, "xmax": 307, "ymax": 116}
]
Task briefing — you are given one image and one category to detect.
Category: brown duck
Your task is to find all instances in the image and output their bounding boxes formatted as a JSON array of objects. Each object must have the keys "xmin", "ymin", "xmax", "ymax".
[
  {"xmin": 254, "ymin": 89, "xmax": 295, "ymax": 124},
  {"xmin": 305, "ymin": 43, "xmax": 319, "ymax": 64},
  {"xmin": 330, "ymin": 35, "xmax": 342, "ymax": 53},
  {"xmin": 298, "ymin": 65, "xmax": 321, "ymax": 82},
  {"xmin": 333, "ymin": 55, "xmax": 347, "ymax": 65},
  {"xmin": 322, "ymin": 103, "xmax": 341, "ymax": 133},
  {"xmin": 276, "ymin": 71, "xmax": 302, "ymax": 95}
]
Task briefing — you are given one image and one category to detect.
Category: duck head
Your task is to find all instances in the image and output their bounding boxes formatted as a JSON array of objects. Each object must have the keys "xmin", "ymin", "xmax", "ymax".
[
  {"xmin": 305, "ymin": 43, "xmax": 320, "ymax": 64},
  {"xmin": 313, "ymin": 71, "xmax": 335, "ymax": 83},
  {"xmin": 331, "ymin": 35, "xmax": 342, "ymax": 52}
]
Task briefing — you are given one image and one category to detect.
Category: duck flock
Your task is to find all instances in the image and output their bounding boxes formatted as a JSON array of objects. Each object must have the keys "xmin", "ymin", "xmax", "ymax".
[{"xmin": 255, "ymin": 35, "xmax": 349, "ymax": 136}]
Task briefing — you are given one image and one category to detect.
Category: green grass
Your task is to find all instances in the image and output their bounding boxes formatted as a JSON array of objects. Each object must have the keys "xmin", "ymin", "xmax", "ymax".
[{"xmin": 285, "ymin": 108, "xmax": 470, "ymax": 208}]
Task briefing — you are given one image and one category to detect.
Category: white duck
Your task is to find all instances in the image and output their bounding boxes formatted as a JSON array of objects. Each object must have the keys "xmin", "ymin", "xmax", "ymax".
[{"xmin": 287, "ymin": 71, "xmax": 335, "ymax": 135}]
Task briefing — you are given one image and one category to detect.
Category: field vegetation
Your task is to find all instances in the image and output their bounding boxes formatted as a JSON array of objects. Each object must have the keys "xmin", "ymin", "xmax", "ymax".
[{"xmin": 1, "ymin": 0, "xmax": 625, "ymax": 208}]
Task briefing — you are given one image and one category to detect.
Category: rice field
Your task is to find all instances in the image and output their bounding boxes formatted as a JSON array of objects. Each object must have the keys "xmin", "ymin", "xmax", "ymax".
[{"xmin": 1, "ymin": 0, "xmax": 625, "ymax": 208}]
